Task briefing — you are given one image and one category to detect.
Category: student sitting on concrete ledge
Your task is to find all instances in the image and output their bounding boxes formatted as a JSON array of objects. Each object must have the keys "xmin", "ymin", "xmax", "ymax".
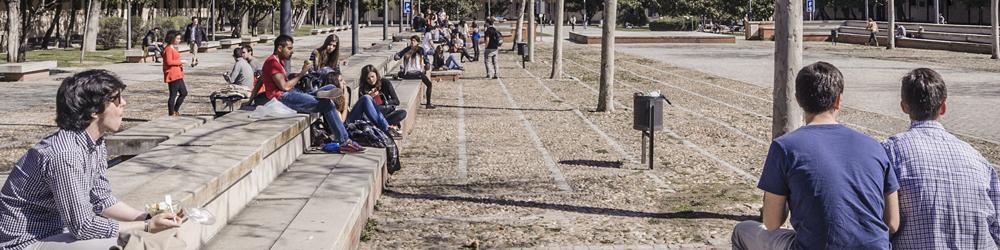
[
  {"xmin": 0, "ymin": 70, "xmax": 182, "ymax": 250},
  {"xmin": 326, "ymin": 71, "xmax": 401, "ymax": 138},
  {"xmin": 358, "ymin": 65, "xmax": 406, "ymax": 138},
  {"xmin": 253, "ymin": 35, "xmax": 364, "ymax": 153},
  {"xmin": 393, "ymin": 35, "xmax": 436, "ymax": 109}
]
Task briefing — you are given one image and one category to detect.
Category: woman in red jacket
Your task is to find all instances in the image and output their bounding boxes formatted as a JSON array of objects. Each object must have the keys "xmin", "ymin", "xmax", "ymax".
[{"xmin": 162, "ymin": 30, "xmax": 189, "ymax": 116}]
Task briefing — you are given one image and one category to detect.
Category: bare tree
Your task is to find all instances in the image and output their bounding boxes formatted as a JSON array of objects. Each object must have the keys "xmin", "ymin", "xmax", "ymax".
[
  {"xmin": 527, "ymin": 0, "xmax": 535, "ymax": 61},
  {"xmin": 549, "ymin": 0, "xmax": 564, "ymax": 79},
  {"xmin": 511, "ymin": 0, "xmax": 524, "ymax": 51},
  {"xmin": 992, "ymin": 0, "xmax": 999, "ymax": 59},
  {"xmin": 6, "ymin": 0, "xmax": 21, "ymax": 62},
  {"xmin": 596, "ymin": 0, "xmax": 616, "ymax": 112},
  {"xmin": 83, "ymin": 0, "xmax": 102, "ymax": 52}
]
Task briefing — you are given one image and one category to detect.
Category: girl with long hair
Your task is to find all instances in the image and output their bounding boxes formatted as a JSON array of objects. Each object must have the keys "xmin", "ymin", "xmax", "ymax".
[
  {"xmin": 311, "ymin": 34, "xmax": 346, "ymax": 72},
  {"xmin": 162, "ymin": 30, "xmax": 189, "ymax": 116},
  {"xmin": 359, "ymin": 65, "xmax": 407, "ymax": 134},
  {"xmin": 393, "ymin": 35, "xmax": 436, "ymax": 109},
  {"xmin": 325, "ymin": 71, "xmax": 399, "ymax": 137}
]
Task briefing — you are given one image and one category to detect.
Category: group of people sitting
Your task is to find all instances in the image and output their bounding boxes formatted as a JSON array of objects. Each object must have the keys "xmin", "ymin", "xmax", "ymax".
[{"xmin": 731, "ymin": 62, "xmax": 998, "ymax": 249}]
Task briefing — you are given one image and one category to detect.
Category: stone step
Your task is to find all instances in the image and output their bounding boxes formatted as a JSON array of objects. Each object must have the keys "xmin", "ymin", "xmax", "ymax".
[
  {"xmin": 208, "ymin": 150, "xmax": 387, "ymax": 250},
  {"xmin": 106, "ymin": 115, "xmax": 212, "ymax": 156},
  {"xmin": 392, "ymin": 79, "xmax": 424, "ymax": 137}
]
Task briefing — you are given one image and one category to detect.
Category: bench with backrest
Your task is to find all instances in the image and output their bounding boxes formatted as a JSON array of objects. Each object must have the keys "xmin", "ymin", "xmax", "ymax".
[{"xmin": 0, "ymin": 61, "xmax": 57, "ymax": 82}]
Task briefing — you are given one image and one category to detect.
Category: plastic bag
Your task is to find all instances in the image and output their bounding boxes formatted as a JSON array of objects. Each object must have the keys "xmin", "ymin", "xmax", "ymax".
[{"xmin": 250, "ymin": 99, "xmax": 298, "ymax": 119}]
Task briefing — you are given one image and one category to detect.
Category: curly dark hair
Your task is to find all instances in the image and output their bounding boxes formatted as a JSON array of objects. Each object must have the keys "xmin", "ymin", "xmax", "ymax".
[
  {"xmin": 56, "ymin": 70, "xmax": 127, "ymax": 131},
  {"xmin": 795, "ymin": 62, "xmax": 844, "ymax": 114}
]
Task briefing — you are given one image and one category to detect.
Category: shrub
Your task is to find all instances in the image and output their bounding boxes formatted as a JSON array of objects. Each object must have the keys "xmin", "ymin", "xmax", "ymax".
[
  {"xmin": 98, "ymin": 17, "xmax": 124, "ymax": 50},
  {"xmin": 618, "ymin": 3, "xmax": 649, "ymax": 27},
  {"xmin": 649, "ymin": 17, "xmax": 690, "ymax": 31}
]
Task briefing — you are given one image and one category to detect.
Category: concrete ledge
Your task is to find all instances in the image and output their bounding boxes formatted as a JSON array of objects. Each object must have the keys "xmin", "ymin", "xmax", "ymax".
[
  {"xmin": 240, "ymin": 37, "xmax": 256, "ymax": 47},
  {"xmin": 220, "ymin": 39, "xmax": 241, "ymax": 49},
  {"xmin": 199, "ymin": 41, "xmax": 221, "ymax": 53},
  {"xmin": 258, "ymin": 35, "xmax": 274, "ymax": 43},
  {"xmin": 0, "ymin": 61, "xmax": 56, "ymax": 82},
  {"xmin": 835, "ymin": 33, "xmax": 993, "ymax": 54},
  {"xmin": 106, "ymin": 115, "xmax": 212, "ymax": 156},
  {"xmin": 568, "ymin": 31, "xmax": 736, "ymax": 44},
  {"xmin": 124, "ymin": 50, "xmax": 155, "ymax": 63},
  {"xmin": 393, "ymin": 80, "xmax": 424, "ymax": 136}
]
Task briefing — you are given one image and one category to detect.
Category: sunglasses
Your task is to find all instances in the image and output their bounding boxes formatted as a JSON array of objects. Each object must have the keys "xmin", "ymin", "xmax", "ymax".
[{"xmin": 109, "ymin": 92, "xmax": 123, "ymax": 106}]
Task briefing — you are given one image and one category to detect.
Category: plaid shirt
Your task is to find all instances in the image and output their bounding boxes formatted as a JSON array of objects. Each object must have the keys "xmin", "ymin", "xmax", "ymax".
[
  {"xmin": 0, "ymin": 130, "xmax": 119, "ymax": 250},
  {"xmin": 882, "ymin": 121, "xmax": 1000, "ymax": 249}
]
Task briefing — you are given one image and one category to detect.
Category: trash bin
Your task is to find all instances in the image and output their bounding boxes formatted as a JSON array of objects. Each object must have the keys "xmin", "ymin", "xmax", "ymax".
[
  {"xmin": 517, "ymin": 42, "xmax": 527, "ymax": 56},
  {"xmin": 633, "ymin": 92, "xmax": 665, "ymax": 132}
]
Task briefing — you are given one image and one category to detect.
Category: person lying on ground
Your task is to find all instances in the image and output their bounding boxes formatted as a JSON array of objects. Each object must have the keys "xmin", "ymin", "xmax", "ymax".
[
  {"xmin": 0, "ymin": 70, "xmax": 182, "ymax": 250},
  {"xmin": 731, "ymin": 62, "xmax": 899, "ymax": 250},
  {"xmin": 882, "ymin": 68, "xmax": 1000, "ymax": 249}
]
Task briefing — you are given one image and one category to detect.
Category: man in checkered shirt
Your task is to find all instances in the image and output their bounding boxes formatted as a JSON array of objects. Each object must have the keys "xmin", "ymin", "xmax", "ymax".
[
  {"xmin": 883, "ymin": 68, "xmax": 1000, "ymax": 249},
  {"xmin": 0, "ymin": 70, "xmax": 181, "ymax": 250}
]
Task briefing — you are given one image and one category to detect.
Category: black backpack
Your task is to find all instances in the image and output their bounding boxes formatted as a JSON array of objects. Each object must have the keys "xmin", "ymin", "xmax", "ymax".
[{"xmin": 346, "ymin": 120, "xmax": 401, "ymax": 173}]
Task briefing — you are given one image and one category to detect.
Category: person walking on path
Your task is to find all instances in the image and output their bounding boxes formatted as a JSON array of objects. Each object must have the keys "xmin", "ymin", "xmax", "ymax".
[
  {"xmin": 0, "ymin": 70, "xmax": 182, "ymax": 250},
  {"xmin": 731, "ymin": 62, "xmax": 900, "ymax": 249},
  {"xmin": 866, "ymin": 18, "xmax": 880, "ymax": 47},
  {"xmin": 483, "ymin": 18, "xmax": 502, "ymax": 79},
  {"xmin": 883, "ymin": 68, "xmax": 1000, "ymax": 249},
  {"xmin": 393, "ymin": 35, "xmax": 436, "ymax": 109},
  {"xmin": 162, "ymin": 30, "xmax": 189, "ymax": 117},
  {"xmin": 183, "ymin": 17, "xmax": 207, "ymax": 67}
]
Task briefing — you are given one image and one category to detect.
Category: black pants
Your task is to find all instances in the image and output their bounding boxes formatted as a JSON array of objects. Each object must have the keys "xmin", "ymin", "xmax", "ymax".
[
  {"xmin": 168, "ymin": 79, "xmax": 188, "ymax": 115},
  {"xmin": 868, "ymin": 32, "xmax": 879, "ymax": 46},
  {"xmin": 472, "ymin": 38, "xmax": 480, "ymax": 60},
  {"xmin": 401, "ymin": 72, "xmax": 433, "ymax": 106}
]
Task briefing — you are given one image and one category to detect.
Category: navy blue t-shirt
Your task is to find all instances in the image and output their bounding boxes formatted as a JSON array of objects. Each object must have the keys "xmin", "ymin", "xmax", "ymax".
[{"xmin": 758, "ymin": 124, "xmax": 898, "ymax": 249}]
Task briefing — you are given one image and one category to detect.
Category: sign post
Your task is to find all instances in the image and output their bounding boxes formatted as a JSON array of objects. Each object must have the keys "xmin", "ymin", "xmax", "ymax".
[{"xmin": 806, "ymin": 0, "xmax": 814, "ymax": 21}]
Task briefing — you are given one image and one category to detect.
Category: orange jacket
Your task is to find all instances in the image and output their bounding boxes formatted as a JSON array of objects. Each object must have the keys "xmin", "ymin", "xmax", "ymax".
[{"xmin": 162, "ymin": 45, "xmax": 184, "ymax": 83}]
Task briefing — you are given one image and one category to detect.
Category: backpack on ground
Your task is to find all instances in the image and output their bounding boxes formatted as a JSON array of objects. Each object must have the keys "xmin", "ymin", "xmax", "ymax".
[{"xmin": 346, "ymin": 120, "xmax": 401, "ymax": 173}]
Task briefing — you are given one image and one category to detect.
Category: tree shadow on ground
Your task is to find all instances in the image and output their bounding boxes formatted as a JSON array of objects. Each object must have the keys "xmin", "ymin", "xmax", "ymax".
[
  {"xmin": 384, "ymin": 189, "xmax": 758, "ymax": 222},
  {"xmin": 433, "ymin": 104, "xmax": 572, "ymax": 112},
  {"xmin": 558, "ymin": 159, "xmax": 623, "ymax": 169}
]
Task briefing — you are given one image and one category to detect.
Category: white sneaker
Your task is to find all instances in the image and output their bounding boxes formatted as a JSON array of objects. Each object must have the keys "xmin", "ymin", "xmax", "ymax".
[{"xmin": 315, "ymin": 88, "xmax": 345, "ymax": 99}]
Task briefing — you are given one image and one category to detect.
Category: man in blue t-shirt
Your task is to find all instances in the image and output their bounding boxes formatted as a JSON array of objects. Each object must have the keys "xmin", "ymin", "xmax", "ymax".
[{"xmin": 731, "ymin": 62, "xmax": 900, "ymax": 250}]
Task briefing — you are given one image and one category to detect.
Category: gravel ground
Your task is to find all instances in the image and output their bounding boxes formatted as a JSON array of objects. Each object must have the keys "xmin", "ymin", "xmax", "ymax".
[{"xmin": 361, "ymin": 41, "xmax": 1000, "ymax": 249}]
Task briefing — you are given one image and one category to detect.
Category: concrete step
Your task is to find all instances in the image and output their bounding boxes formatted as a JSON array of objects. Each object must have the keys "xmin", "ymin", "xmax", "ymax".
[
  {"xmin": 392, "ymin": 79, "xmax": 424, "ymax": 137},
  {"xmin": 106, "ymin": 115, "xmax": 212, "ymax": 156},
  {"xmin": 208, "ymin": 150, "xmax": 387, "ymax": 250}
]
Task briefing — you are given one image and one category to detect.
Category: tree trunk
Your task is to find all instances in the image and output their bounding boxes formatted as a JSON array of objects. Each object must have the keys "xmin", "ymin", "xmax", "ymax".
[
  {"xmin": 511, "ymin": 0, "xmax": 525, "ymax": 50},
  {"xmin": 6, "ymin": 0, "xmax": 21, "ymax": 62},
  {"xmin": 64, "ymin": 0, "xmax": 78, "ymax": 48},
  {"xmin": 596, "ymin": 0, "xmax": 616, "ymax": 112},
  {"xmin": 83, "ymin": 0, "xmax": 101, "ymax": 52},
  {"xmin": 43, "ymin": 1, "xmax": 65, "ymax": 49},
  {"xmin": 992, "ymin": 0, "xmax": 998, "ymax": 59},
  {"xmin": 888, "ymin": 0, "xmax": 895, "ymax": 49},
  {"xmin": 527, "ymin": 0, "xmax": 535, "ymax": 61},
  {"xmin": 772, "ymin": 0, "xmax": 803, "ymax": 138},
  {"xmin": 549, "ymin": 0, "xmax": 564, "ymax": 79}
]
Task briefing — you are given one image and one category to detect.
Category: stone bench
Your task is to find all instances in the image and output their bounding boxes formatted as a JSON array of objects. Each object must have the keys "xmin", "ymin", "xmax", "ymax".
[
  {"xmin": 109, "ymin": 110, "xmax": 314, "ymax": 250},
  {"xmin": 258, "ymin": 35, "xmax": 274, "ymax": 44},
  {"xmin": 430, "ymin": 69, "xmax": 462, "ymax": 82},
  {"xmin": 0, "ymin": 61, "xmax": 56, "ymax": 82},
  {"xmin": 206, "ymin": 150, "xmax": 387, "ymax": 250},
  {"xmin": 106, "ymin": 115, "xmax": 212, "ymax": 156},
  {"xmin": 392, "ymin": 79, "xmax": 423, "ymax": 135},
  {"xmin": 240, "ymin": 37, "xmax": 256, "ymax": 47},
  {"xmin": 198, "ymin": 41, "xmax": 221, "ymax": 53},
  {"xmin": 124, "ymin": 49, "xmax": 155, "ymax": 63},
  {"xmin": 219, "ymin": 38, "xmax": 241, "ymax": 49}
]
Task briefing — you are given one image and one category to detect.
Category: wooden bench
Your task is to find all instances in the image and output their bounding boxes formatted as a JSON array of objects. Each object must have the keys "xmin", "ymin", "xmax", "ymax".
[
  {"xmin": 0, "ymin": 61, "xmax": 56, "ymax": 82},
  {"xmin": 198, "ymin": 41, "xmax": 221, "ymax": 53},
  {"xmin": 219, "ymin": 38, "xmax": 241, "ymax": 49},
  {"xmin": 430, "ymin": 69, "xmax": 462, "ymax": 82}
]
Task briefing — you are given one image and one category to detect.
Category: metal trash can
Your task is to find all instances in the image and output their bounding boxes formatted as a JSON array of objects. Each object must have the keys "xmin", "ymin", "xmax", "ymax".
[
  {"xmin": 633, "ymin": 93, "xmax": 665, "ymax": 132},
  {"xmin": 517, "ymin": 42, "xmax": 527, "ymax": 56}
]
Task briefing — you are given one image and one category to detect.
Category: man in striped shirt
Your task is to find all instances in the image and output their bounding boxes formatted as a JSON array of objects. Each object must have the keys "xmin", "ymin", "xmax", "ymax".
[
  {"xmin": 883, "ymin": 68, "xmax": 1000, "ymax": 249},
  {"xmin": 0, "ymin": 70, "xmax": 181, "ymax": 250}
]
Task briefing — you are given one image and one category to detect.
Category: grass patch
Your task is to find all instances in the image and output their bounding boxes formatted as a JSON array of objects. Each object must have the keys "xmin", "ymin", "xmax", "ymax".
[
  {"xmin": 360, "ymin": 218, "xmax": 378, "ymax": 242},
  {"xmin": 6, "ymin": 48, "xmax": 125, "ymax": 67}
]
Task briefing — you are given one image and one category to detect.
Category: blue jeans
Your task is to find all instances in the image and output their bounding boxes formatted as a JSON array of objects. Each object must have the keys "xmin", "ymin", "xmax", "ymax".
[
  {"xmin": 446, "ymin": 54, "xmax": 462, "ymax": 69},
  {"xmin": 347, "ymin": 95, "xmax": 390, "ymax": 132},
  {"xmin": 280, "ymin": 86, "xmax": 350, "ymax": 144}
]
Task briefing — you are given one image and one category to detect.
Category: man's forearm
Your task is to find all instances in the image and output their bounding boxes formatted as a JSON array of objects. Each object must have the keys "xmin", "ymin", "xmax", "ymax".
[{"xmin": 102, "ymin": 202, "xmax": 147, "ymax": 222}]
